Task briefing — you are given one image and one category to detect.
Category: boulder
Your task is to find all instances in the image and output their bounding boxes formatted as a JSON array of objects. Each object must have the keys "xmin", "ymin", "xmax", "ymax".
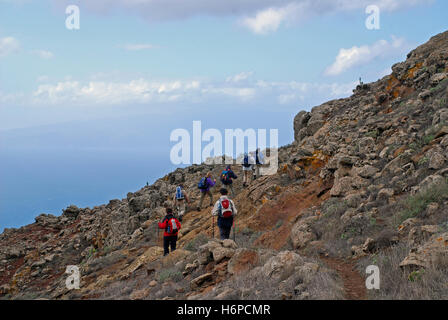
[
  {"xmin": 261, "ymin": 251, "xmax": 304, "ymax": 281},
  {"xmin": 430, "ymin": 72, "xmax": 448, "ymax": 86},
  {"xmin": 411, "ymin": 174, "xmax": 445, "ymax": 194},
  {"xmin": 433, "ymin": 109, "xmax": 448, "ymax": 126},
  {"xmin": 377, "ymin": 188, "xmax": 395, "ymax": 202},
  {"xmin": 5, "ymin": 247, "xmax": 24, "ymax": 260},
  {"xmin": 383, "ymin": 152, "xmax": 412, "ymax": 175},
  {"xmin": 222, "ymin": 239, "xmax": 238, "ymax": 249},
  {"xmin": 118, "ymin": 246, "xmax": 163, "ymax": 280},
  {"xmin": 330, "ymin": 176, "xmax": 353, "ymax": 197},
  {"xmin": 190, "ymin": 272, "xmax": 214, "ymax": 290},
  {"xmin": 198, "ymin": 240, "xmax": 222, "ymax": 265},
  {"xmin": 227, "ymin": 248, "xmax": 259, "ymax": 275},
  {"xmin": 400, "ymin": 233, "xmax": 448, "ymax": 269},
  {"xmin": 428, "ymin": 151, "xmax": 446, "ymax": 170},
  {"xmin": 212, "ymin": 247, "xmax": 235, "ymax": 263},
  {"xmin": 293, "ymin": 111, "xmax": 311, "ymax": 142},
  {"xmin": 408, "ymin": 225, "xmax": 440, "ymax": 247},
  {"xmin": 161, "ymin": 249, "xmax": 190, "ymax": 267},
  {"xmin": 35, "ymin": 214, "xmax": 59, "ymax": 227},
  {"xmin": 398, "ymin": 218, "xmax": 421, "ymax": 235},
  {"xmin": 351, "ymin": 238, "xmax": 376, "ymax": 257},
  {"xmin": 62, "ymin": 205, "xmax": 80, "ymax": 219},
  {"xmin": 290, "ymin": 216, "xmax": 318, "ymax": 249},
  {"xmin": 355, "ymin": 165, "xmax": 379, "ymax": 179}
]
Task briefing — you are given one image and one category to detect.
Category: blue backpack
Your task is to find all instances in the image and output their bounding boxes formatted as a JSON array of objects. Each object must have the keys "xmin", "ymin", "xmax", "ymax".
[
  {"xmin": 175, "ymin": 186, "xmax": 184, "ymax": 200},
  {"xmin": 221, "ymin": 170, "xmax": 232, "ymax": 184},
  {"xmin": 198, "ymin": 177, "xmax": 208, "ymax": 190}
]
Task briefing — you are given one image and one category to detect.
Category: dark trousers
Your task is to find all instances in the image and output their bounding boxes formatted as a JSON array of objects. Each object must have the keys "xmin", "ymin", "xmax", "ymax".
[
  {"xmin": 219, "ymin": 226, "xmax": 232, "ymax": 240},
  {"xmin": 163, "ymin": 235, "xmax": 178, "ymax": 255}
]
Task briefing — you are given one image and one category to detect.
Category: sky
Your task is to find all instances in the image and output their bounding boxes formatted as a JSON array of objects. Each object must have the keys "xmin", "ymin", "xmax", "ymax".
[{"xmin": 0, "ymin": 0, "xmax": 447, "ymax": 229}]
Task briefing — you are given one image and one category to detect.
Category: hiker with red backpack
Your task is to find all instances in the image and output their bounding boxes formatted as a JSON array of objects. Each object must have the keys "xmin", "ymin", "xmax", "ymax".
[
  {"xmin": 212, "ymin": 188, "xmax": 237, "ymax": 240},
  {"xmin": 173, "ymin": 184, "xmax": 190, "ymax": 222},
  {"xmin": 197, "ymin": 172, "xmax": 216, "ymax": 211},
  {"xmin": 158, "ymin": 208, "xmax": 181, "ymax": 256},
  {"xmin": 220, "ymin": 165, "xmax": 238, "ymax": 197}
]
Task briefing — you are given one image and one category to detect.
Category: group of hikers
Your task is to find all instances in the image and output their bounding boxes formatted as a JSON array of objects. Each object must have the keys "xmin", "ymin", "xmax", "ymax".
[{"xmin": 158, "ymin": 149, "xmax": 265, "ymax": 256}]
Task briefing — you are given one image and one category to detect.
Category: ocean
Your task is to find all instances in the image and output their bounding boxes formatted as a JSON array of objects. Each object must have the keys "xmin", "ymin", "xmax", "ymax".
[{"xmin": 0, "ymin": 109, "xmax": 295, "ymax": 231}]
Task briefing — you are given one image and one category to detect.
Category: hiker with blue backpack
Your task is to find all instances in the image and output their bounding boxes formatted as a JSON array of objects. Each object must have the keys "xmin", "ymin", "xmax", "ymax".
[
  {"xmin": 212, "ymin": 188, "xmax": 237, "ymax": 240},
  {"xmin": 253, "ymin": 148, "xmax": 265, "ymax": 180},
  {"xmin": 197, "ymin": 172, "xmax": 216, "ymax": 211},
  {"xmin": 242, "ymin": 152, "xmax": 255, "ymax": 187},
  {"xmin": 221, "ymin": 165, "xmax": 238, "ymax": 197},
  {"xmin": 173, "ymin": 184, "xmax": 190, "ymax": 222},
  {"xmin": 158, "ymin": 207, "xmax": 181, "ymax": 256}
]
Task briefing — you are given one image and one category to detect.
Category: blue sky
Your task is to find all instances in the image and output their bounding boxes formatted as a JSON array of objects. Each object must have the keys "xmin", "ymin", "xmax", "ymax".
[
  {"xmin": 0, "ymin": 0, "xmax": 447, "ymax": 229},
  {"xmin": 1, "ymin": 0, "xmax": 447, "ymax": 131}
]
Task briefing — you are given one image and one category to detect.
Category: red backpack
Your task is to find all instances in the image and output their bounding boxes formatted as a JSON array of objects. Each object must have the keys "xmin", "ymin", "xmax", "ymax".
[
  {"xmin": 165, "ymin": 217, "xmax": 179, "ymax": 235},
  {"xmin": 219, "ymin": 198, "xmax": 234, "ymax": 218}
]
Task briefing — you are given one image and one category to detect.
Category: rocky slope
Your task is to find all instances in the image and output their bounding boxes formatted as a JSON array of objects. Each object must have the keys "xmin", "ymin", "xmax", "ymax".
[{"xmin": 1, "ymin": 30, "xmax": 448, "ymax": 300}]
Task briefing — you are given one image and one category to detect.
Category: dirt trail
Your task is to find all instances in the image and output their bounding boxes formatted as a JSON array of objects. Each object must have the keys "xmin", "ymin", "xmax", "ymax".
[{"xmin": 320, "ymin": 256, "xmax": 367, "ymax": 300}]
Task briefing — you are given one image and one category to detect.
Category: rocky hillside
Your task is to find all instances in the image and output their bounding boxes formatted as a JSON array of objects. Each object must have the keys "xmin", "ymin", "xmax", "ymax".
[{"xmin": 1, "ymin": 30, "xmax": 448, "ymax": 300}]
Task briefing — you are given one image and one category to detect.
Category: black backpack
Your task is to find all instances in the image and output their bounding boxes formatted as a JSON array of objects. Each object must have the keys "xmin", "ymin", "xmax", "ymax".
[{"xmin": 243, "ymin": 155, "xmax": 251, "ymax": 168}]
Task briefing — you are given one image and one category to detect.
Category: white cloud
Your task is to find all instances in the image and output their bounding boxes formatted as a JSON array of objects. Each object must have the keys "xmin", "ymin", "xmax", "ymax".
[
  {"xmin": 12, "ymin": 74, "xmax": 356, "ymax": 109},
  {"xmin": 325, "ymin": 36, "xmax": 410, "ymax": 76},
  {"xmin": 270, "ymin": 80, "xmax": 356, "ymax": 104},
  {"xmin": 226, "ymin": 72, "xmax": 253, "ymax": 83},
  {"xmin": 122, "ymin": 43, "xmax": 159, "ymax": 51},
  {"xmin": 31, "ymin": 79, "xmax": 205, "ymax": 106},
  {"xmin": 32, "ymin": 49, "xmax": 54, "ymax": 59},
  {"xmin": 0, "ymin": 37, "xmax": 20, "ymax": 57},
  {"xmin": 241, "ymin": 7, "xmax": 288, "ymax": 35}
]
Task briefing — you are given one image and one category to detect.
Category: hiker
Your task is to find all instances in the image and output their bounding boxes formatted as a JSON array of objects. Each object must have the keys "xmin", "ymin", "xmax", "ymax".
[
  {"xmin": 197, "ymin": 172, "xmax": 216, "ymax": 211},
  {"xmin": 220, "ymin": 165, "xmax": 237, "ymax": 197},
  {"xmin": 253, "ymin": 148, "xmax": 265, "ymax": 180},
  {"xmin": 242, "ymin": 152, "xmax": 255, "ymax": 187},
  {"xmin": 173, "ymin": 184, "xmax": 190, "ymax": 222},
  {"xmin": 212, "ymin": 188, "xmax": 237, "ymax": 240},
  {"xmin": 158, "ymin": 208, "xmax": 181, "ymax": 256}
]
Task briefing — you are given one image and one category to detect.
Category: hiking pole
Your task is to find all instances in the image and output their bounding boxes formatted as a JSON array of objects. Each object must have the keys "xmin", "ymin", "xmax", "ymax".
[
  {"xmin": 233, "ymin": 218, "xmax": 236, "ymax": 243},
  {"xmin": 212, "ymin": 215, "xmax": 215, "ymax": 239},
  {"xmin": 156, "ymin": 220, "xmax": 159, "ymax": 247}
]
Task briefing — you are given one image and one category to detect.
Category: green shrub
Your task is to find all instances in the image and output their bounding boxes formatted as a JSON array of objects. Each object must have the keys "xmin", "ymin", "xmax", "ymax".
[
  {"xmin": 408, "ymin": 269, "xmax": 425, "ymax": 282},
  {"xmin": 184, "ymin": 233, "xmax": 209, "ymax": 252},
  {"xmin": 418, "ymin": 156, "xmax": 429, "ymax": 166},
  {"xmin": 158, "ymin": 268, "xmax": 183, "ymax": 282},
  {"xmin": 422, "ymin": 135, "xmax": 435, "ymax": 145},
  {"xmin": 323, "ymin": 198, "xmax": 348, "ymax": 217},
  {"xmin": 365, "ymin": 130, "xmax": 379, "ymax": 139},
  {"xmin": 395, "ymin": 181, "xmax": 448, "ymax": 225}
]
